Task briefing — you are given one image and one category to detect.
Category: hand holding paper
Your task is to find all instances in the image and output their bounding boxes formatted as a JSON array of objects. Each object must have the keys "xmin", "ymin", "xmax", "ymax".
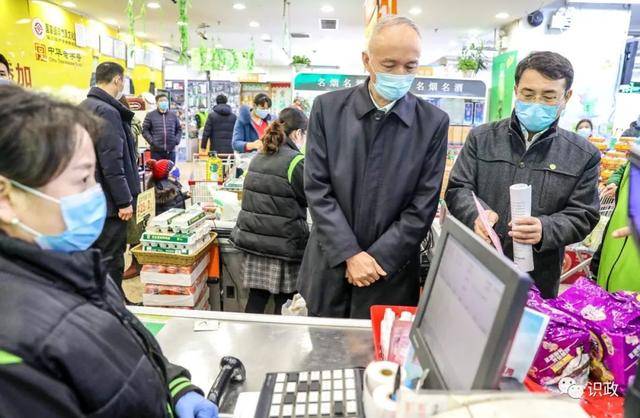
[
  {"xmin": 509, "ymin": 217, "xmax": 543, "ymax": 245},
  {"xmin": 472, "ymin": 192, "xmax": 504, "ymax": 255}
]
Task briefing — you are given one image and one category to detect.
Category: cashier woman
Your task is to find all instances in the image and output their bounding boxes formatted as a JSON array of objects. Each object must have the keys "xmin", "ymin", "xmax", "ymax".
[{"xmin": 0, "ymin": 85, "xmax": 217, "ymax": 418}]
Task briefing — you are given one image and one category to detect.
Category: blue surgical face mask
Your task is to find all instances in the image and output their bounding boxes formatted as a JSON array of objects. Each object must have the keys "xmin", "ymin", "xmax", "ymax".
[
  {"xmin": 158, "ymin": 101, "xmax": 169, "ymax": 112},
  {"xmin": 515, "ymin": 100, "xmax": 560, "ymax": 133},
  {"xmin": 577, "ymin": 127, "xmax": 592, "ymax": 139},
  {"xmin": 255, "ymin": 108, "xmax": 269, "ymax": 119},
  {"xmin": 10, "ymin": 182, "xmax": 107, "ymax": 253},
  {"xmin": 373, "ymin": 72, "xmax": 416, "ymax": 102}
]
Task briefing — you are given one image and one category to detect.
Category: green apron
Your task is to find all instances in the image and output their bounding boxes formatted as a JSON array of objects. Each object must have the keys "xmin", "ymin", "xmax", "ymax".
[{"xmin": 597, "ymin": 164, "xmax": 640, "ymax": 291}]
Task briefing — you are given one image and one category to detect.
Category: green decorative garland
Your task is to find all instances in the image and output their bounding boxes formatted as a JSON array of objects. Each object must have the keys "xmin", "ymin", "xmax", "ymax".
[
  {"xmin": 177, "ymin": 0, "xmax": 190, "ymax": 64},
  {"xmin": 126, "ymin": 0, "xmax": 146, "ymax": 38},
  {"xmin": 190, "ymin": 46, "xmax": 255, "ymax": 72}
]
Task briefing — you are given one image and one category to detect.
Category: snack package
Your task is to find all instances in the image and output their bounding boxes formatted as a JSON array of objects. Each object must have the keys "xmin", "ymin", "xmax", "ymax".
[
  {"xmin": 526, "ymin": 290, "xmax": 591, "ymax": 390},
  {"xmin": 555, "ymin": 278, "xmax": 640, "ymax": 394},
  {"xmin": 144, "ymin": 270, "xmax": 206, "ymax": 296}
]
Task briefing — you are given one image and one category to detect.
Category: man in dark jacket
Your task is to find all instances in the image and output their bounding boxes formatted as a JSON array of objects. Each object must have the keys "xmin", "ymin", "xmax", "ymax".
[
  {"xmin": 232, "ymin": 93, "xmax": 274, "ymax": 153},
  {"xmin": 446, "ymin": 51, "xmax": 600, "ymax": 298},
  {"xmin": 297, "ymin": 16, "xmax": 449, "ymax": 319},
  {"xmin": 81, "ymin": 62, "xmax": 141, "ymax": 292},
  {"xmin": 202, "ymin": 94, "xmax": 237, "ymax": 154},
  {"xmin": 143, "ymin": 93, "xmax": 182, "ymax": 162}
]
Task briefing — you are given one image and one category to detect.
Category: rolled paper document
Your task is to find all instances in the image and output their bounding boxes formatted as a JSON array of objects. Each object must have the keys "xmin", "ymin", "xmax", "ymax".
[{"xmin": 510, "ymin": 184, "xmax": 534, "ymax": 272}]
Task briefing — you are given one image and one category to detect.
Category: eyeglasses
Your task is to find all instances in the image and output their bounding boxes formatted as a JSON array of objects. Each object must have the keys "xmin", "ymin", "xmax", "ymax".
[{"xmin": 517, "ymin": 90, "xmax": 565, "ymax": 106}]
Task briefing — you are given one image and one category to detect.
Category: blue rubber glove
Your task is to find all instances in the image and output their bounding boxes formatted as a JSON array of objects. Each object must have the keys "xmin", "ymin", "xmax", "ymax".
[{"xmin": 175, "ymin": 391, "xmax": 218, "ymax": 418}]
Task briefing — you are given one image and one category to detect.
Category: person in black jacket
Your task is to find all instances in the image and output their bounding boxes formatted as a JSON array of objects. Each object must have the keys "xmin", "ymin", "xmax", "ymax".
[
  {"xmin": 297, "ymin": 17, "xmax": 449, "ymax": 319},
  {"xmin": 0, "ymin": 85, "xmax": 217, "ymax": 418},
  {"xmin": 201, "ymin": 94, "xmax": 237, "ymax": 155},
  {"xmin": 143, "ymin": 93, "xmax": 183, "ymax": 162},
  {"xmin": 446, "ymin": 51, "xmax": 600, "ymax": 298},
  {"xmin": 81, "ymin": 62, "xmax": 140, "ymax": 293},
  {"xmin": 230, "ymin": 107, "xmax": 308, "ymax": 314}
]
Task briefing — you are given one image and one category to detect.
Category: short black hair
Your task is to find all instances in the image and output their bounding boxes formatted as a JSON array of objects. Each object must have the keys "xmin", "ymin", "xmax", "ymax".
[
  {"xmin": 155, "ymin": 93, "xmax": 168, "ymax": 102},
  {"xmin": 0, "ymin": 53, "xmax": 9, "ymax": 72},
  {"xmin": 253, "ymin": 93, "xmax": 272, "ymax": 108},
  {"xmin": 515, "ymin": 51, "xmax": 574, "ymax": 91},
  {"xmin": 216, "ymin": 94, "xmax": 228, "ymax": 105},
  {"xmin": 95, "ymin": 61, "xmax": 124, "ymax": 84},
  {"xmin": 0, "ymin": 85, "xmax": 101, "ymax": 187},
  {"xmin": 575, "ymin": 119, "xmax": 593, "ymax": 131}
]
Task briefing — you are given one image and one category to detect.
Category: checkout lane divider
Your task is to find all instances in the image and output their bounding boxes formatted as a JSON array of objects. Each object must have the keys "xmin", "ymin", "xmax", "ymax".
[{"xmin": 128, "ymin": 306, "xmax": 372, "ymax": 329}]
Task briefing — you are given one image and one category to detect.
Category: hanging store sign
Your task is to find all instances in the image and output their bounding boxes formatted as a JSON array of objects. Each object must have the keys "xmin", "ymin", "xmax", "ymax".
[{"xmin": 294, "ymin": 73, "xmax": 487, "ymax": 98}]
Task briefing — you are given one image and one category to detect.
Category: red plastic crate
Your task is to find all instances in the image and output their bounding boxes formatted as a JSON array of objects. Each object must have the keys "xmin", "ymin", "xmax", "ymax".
[{"xmin": 370, "ymin": 305, "xmax": 417, "ymax": 361}]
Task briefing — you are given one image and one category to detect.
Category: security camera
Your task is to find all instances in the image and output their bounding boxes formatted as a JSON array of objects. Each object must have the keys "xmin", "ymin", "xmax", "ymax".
[{"xmin": 527, "ymin": 10, "xmax": 544, "ymax": 27}]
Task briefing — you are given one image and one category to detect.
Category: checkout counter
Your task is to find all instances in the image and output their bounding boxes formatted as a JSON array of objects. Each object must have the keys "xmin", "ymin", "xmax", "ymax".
[{"xmin": 130, "ymin": 306, "xmax": 374, "ymax": 414}]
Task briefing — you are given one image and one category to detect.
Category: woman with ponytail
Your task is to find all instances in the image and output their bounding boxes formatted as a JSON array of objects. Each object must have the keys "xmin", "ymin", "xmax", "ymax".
[{"xmin": 231, "ymin": 107, "xmax": 309, "ymax": 314}]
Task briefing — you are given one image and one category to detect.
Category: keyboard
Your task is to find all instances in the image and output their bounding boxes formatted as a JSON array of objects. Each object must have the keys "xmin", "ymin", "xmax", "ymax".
[{"xmin": 254, "ymin": 368, "xmax": 365, "ymax": 418}]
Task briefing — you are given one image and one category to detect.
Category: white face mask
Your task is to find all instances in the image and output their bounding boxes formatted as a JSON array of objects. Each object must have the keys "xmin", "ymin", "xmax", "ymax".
[{"xmin": 115, "ymin": 77, "xmax": 125, "ymax": 100}]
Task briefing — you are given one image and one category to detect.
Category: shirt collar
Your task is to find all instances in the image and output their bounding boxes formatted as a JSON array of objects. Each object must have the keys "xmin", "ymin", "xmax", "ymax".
[
  {"xmin": 354, "ymin": 79, "xmax": 416, "ymax": 127},
  {"xmin": 368, "ymin": 89, "xmax": 397, "ymax": 113},
  {"xmin": 520, "ymin": 124, "xmax": 548, "ymax": 144}
]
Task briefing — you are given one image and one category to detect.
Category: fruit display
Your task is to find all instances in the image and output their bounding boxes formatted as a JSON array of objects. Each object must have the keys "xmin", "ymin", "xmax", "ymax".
[{"xmin": 589, "ymin": 136, "xmax": 608, "ymax": 152}]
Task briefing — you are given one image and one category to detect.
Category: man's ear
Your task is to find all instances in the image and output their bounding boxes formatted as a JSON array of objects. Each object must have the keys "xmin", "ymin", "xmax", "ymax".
[
  {"xmin": 564, "ymin": 89, "xmax": 573, "ymax": 103},
  {"xmin": 0, "ymin": 177, "xmax": 17, "ymax": 225}
]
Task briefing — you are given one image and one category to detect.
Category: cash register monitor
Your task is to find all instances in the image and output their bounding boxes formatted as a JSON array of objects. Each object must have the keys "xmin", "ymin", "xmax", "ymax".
[
  {"xmin": 630, "ymin": 145, "xmax": 640, "ymax": 247},
  {"xmin": 410, "ymin": 215, "xmax": 532, "ymax": 391}
]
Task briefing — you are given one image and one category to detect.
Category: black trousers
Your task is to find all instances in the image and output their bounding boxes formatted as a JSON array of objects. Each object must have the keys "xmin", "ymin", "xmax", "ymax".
[
  {"xmin": 245, "ymin": 289, "xmax": 295, "ymax": 315},
  {"xmin": 151, "ymin": 150, "xmax": 176, "ymax": 163},
  {"xmin": 93, "ymin": 216, "xmax": 128, "ymax": 292}
]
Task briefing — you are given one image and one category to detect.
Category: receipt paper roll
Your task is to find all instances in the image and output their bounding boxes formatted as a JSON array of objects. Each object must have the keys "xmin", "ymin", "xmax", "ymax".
[
  {"xmin": 509, "ymin": 184, "xmax": 534, "ymax": 272},
  {"xmin": 364, "ymin": 361, "xmax": 398, "ymax": 418}
]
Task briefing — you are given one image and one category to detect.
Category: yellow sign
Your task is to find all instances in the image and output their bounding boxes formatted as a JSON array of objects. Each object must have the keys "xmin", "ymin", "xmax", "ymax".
[
  {"xmin": 136, "ymin": 188, "xmax": 156, "ymax": 224},
  {"xmin": 0, "ymin": 0, "xmax": 163, "ymax": 92}
]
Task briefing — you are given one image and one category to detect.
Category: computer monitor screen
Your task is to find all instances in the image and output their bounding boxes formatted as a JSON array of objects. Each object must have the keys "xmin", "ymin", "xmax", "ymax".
[
  {"xmin": 630, "ymin": 146, "xmax": 640, "ymax": 246},
  {"xmin": 410, "ymin": 215, "xmax": 532, "ymax": 391},
  {"xmin": 418, "ymin": 235, "xmax": 505, "ymax": 390}
]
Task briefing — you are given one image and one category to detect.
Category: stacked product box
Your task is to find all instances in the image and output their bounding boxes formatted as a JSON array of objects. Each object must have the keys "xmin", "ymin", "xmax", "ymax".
[{"xmin": 137, "ymin": 207, "xmax": 214, "ymax": 310}]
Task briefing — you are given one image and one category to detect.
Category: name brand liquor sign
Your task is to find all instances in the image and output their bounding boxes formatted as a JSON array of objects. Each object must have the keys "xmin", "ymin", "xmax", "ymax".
[{"xmin": 294, "ymin": 73, "xmax": 487, "ymax": 98}]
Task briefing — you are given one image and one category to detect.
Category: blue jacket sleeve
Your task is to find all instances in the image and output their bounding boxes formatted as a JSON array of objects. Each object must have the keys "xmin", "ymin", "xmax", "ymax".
[
  {"xmin": 142, "ymin": 113, "xmax": 153, "ymax": 145},
  {"xmin": 95, "ymin": 108, "xmax": 133, "ymax": 209},
  {"xmin": 232, "ymin": 119, "xmax": 248, "ymax": 153}
]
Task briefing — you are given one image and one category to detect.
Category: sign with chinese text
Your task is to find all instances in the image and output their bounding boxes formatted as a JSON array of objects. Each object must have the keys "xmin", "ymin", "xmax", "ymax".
[
  {"xmin": 136, "ymin": 188, "xmax": 156, "ymax": 224},
  {"xmin": 0, "ymin": 0, "xmax": 164, "ymax": 92},
  {"xmin": 294, "ymin": 73, "xmax": 487, "ymax": 99}
]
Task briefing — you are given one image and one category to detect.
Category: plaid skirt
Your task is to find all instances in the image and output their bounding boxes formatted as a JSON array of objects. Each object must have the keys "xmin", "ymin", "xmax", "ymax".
[{"xmin": 243, "ymin": 253, "xmax": 300, "ymax": 294}]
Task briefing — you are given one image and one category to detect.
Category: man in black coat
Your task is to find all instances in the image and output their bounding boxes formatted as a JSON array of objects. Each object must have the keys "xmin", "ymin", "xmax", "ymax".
[
  {"xmin": 81, "ymin": 62, "xmax": 140, "ymax": 292},
  {"xmin": 202, "ymin": 94, "xmax": 237, "ymax": 154},
  {"xmin": 297, "ymin": 16, "xmax": 449, "ymax": 319}
]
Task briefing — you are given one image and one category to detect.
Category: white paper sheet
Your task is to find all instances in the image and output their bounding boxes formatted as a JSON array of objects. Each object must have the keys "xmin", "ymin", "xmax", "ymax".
[{"xmin": 510, "ymin": 184, "xmax": 534, "ymax": 272}]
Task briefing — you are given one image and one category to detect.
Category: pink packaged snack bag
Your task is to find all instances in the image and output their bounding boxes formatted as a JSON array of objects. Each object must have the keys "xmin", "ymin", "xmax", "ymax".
[
  {"xmin": 526, "ymin": 289, "xmax": 591, "ymax": 389},
  {"xmin": 554, "ymin": 278, "xmax": 640, "ymax": 394}
]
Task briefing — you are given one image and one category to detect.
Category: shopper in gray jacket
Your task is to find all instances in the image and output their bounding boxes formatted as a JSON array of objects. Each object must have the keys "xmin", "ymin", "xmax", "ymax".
[
  {"xmin": 446, "ymin": 51, "xmax": 600, "ymax": 298},
  {"xmin": 143, "ymin": 93, "xmax": 182, "ymax": 162}
]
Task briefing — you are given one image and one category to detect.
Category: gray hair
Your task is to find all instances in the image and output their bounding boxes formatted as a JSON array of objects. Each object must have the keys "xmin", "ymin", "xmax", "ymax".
[{"xmin": 368, "ymin": 16, "xmax": 421, "ymax": 51}]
